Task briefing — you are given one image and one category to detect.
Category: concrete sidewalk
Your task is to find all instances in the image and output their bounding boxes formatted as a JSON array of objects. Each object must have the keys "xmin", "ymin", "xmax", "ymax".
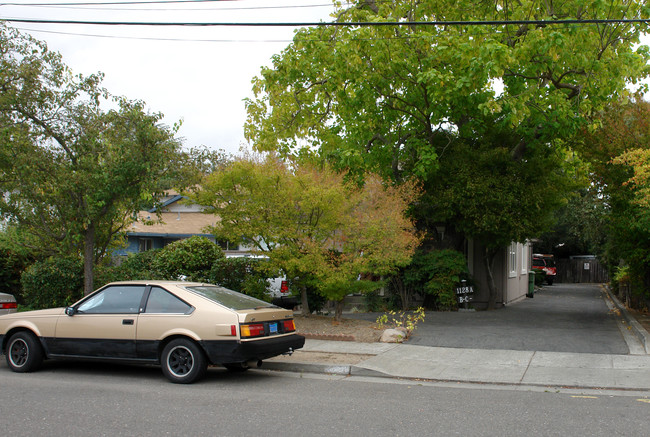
[
  {"xmin": 264, "ymin": 285, "xmax": 650, "ymax": 391},
  {"xmin": 264, "ymin": 339, "xmax": 650, "ymax": 391}
]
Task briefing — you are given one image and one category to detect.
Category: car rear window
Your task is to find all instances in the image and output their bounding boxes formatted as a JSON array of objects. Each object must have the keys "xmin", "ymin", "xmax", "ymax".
[{"xmin": 185, "ymin": 285, "xmax": 276, "ymax": 310}]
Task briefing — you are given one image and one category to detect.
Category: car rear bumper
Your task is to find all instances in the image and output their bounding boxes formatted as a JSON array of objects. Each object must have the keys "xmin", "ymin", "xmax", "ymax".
[{"xmin": 200, "ymin": 334, "xmax": 305, "ymax": 364}]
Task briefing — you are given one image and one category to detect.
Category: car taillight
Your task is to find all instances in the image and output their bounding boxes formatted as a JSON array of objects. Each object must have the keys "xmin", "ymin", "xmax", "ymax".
[
  {"xmin": 0, "ymin": 302, "xmax": 17, "ymax": 310},
  {"xmin": 283, "ymin": 319, "xmax": 296, "ymax": 332},
  {"xmin": 240, "ymin": 323, "xmax": 265, "ymax": 338},
  {"xmin": 280, "ymin": 281, "xmax": 289, "ymax": 294}
]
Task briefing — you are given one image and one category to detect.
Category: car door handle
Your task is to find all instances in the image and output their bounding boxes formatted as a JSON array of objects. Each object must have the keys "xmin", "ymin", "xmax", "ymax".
[{"xmin": 122, "ymin": 319, "xmax": 134, "ymax": 325}]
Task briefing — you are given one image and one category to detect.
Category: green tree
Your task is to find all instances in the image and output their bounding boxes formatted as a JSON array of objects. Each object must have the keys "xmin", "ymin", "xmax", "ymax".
[
  {"xmin": 190, "ymin": 154, "xmax": 421, "ymax": 319},
  {"xmin": 578, "ymin": 97, "xmax": 650, "ymax": 305},
  {"xmin": 244, "ymin": 1, "xmax": 648, "ymax": 308},
  {"xmin": 414, "ymin": 130, "xmax": 572, "ymax": 307},
  {"xmin": 246, "ymin": 1, "xmax": 649, "ymax": 179},
  {"xmin": 0, "ymin": 24, "xmax": 182, "ymax": 294}
]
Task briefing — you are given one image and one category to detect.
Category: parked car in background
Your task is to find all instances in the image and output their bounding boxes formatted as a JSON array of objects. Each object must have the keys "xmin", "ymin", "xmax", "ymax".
[
  {"xmin": 0, "ymin": 293, "xmax": 17, "ymax": 315},
  {"xmin": 0, "ymin": 281, "xmax": 304, "ymax": 383},
  {"xmin": 532, "ymin": 254, "xmax": 557, "ymax": 285}
]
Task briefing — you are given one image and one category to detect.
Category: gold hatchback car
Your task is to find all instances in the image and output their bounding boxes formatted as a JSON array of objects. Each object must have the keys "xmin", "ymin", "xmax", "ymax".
[{"xmin": 0, "ymin": 281, "xmax": 304, "ymax": 383}]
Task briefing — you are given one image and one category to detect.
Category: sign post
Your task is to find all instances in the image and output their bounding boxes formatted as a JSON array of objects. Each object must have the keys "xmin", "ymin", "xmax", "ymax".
[{"xmin": 455, "ymin": 280, "xmax": 474, "ymax": 310}]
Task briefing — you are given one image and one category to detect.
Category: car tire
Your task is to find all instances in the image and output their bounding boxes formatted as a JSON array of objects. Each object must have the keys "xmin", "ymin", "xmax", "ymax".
[
  {"xmin": 6, "ymin": 331, "xmax": 44, "ymax": 373},
  {"xmin": 547, "ymin": 278, "xmax": 554, "ymax": 285},
  {"xmin": 161, "ymin": 339, "xmax": 207, "ymax": 384}
]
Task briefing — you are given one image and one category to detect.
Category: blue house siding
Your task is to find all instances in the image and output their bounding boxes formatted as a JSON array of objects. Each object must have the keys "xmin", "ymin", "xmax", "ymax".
[{"xmin": 114, "ymin": 233, "xmax": 216, "ymax": 256}]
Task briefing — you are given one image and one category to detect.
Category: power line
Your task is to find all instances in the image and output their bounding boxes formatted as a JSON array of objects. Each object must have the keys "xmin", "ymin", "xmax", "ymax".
[
  {"xmin": 1, "ymin": 1, "xmax": 338, "ymax": 12},
  {"xmin": 15, "ymin": 25, "xmax": 296, "ymax": 42},
  {"xmin": 2, "ymin": 18, "xmax": 649, "ymax": 27},
  {"xmin": 0, "ymin": 0, "xmax": 235, "ymax": 6}
]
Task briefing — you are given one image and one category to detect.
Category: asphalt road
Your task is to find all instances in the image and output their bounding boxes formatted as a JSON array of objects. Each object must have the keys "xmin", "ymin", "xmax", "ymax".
[
  {"xmin": 352, "ymin": 283, "xmax": 630, "ymax": 354},
  {"xmin": 0, "ymin": 362, "xmax": 648, "ymax": 436}
]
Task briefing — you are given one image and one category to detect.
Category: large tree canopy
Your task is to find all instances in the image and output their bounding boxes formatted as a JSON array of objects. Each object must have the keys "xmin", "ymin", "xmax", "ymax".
[
  {"xmin": 245, "ymin": 0, "xmax": 649, "ymax": 180},
  {"xmin": 244, "ymin": 0, "xmax": 649, "ymax": 308},
  {"xmin": 0, "ymin": 24, "xmax": 182, "ymax": 293}
]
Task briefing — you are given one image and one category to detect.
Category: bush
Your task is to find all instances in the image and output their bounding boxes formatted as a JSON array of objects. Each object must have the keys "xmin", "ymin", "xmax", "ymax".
[
  {"xmin": 21, "ymin": 257, "xmax": 83, "ymax": 309},
  {"xmin": 208, "ymin": 257, "xmax": 271, "ymax": 301},
  {"xmin": 364, "ymin": 290, "xmax": 385, "ymax": 312},
  {"xmin": 153, "ymin": 236, "xmax": 225, "ymax": 281},
  {"xmin": 95, "ymin": 250, "xmax": 163, "ymax": 287},
  {"xmin": 0, "ymin": 247, "xmax": 32, "ymax": 304},
  {"xmin": 404, "ymin": 249, "xmax": 469, "ymax": 310}
]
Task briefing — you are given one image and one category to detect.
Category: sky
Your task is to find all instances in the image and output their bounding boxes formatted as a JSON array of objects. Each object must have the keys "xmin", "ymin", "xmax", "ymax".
[
  {"xmin": 3, "ymin": 1, "xmax": 649, "ymax": 156},
  {"xmin": 0, "ymin": 0, "xmax": 341, "ymax": 155}
]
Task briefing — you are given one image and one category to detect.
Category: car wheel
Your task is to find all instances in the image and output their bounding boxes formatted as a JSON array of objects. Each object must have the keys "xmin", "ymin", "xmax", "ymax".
[
  {"xmin": 161, "ymin": 339, "xmax": 207, "ymax": 384},
  {"xmin": 6, "ymin": 331, "xmax": 44, "ymax": 373},
  {"xmin": 547, "ymin": 278, "xmax": 554, "ymax": 285}
]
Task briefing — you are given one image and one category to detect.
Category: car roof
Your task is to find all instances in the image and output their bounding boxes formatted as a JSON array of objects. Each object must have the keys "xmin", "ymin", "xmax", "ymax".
[{"xmin": 102, "ymin": 280, "xmax": 206, "ymax": 287}]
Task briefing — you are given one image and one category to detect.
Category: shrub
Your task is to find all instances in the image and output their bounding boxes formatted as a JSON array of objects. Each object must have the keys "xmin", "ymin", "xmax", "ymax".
[
  {"xmin": 21, "ymin": 257, "xmax": 83, "ymax": 309},
  {"xmin": 0, "ymin": 247, "xmax": 32, "ymax": 304},
  {"xmin": 404, "ymin": 249, "xmax": 469, "ymax": 310},
  {"xmin": 364, "ymin": 290, "xmax": 385, "ymax": 312},
  {"xmin": 209, "ymin": 257, "xmax": 271, "ymax": 301},
  {"xmin": 153, "ymin": 236, "xmax": 225, "ymax": 281},
  {"xmin": 376, "ymin": 307, "xmax": 426, "ymax": 336},
  {"xmin": 95, "ymin": 250, "xmax": 163, "ymax": 287}
]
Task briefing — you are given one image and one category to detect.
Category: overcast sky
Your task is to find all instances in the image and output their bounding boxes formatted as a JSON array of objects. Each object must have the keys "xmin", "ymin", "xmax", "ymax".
[
  {"xmin": 3, "ymin": 2, "xmax": 649, "ymax": 156},
  {"xmin": 1, "ymin": 0, "xmax": 340, "ymax": 155}
]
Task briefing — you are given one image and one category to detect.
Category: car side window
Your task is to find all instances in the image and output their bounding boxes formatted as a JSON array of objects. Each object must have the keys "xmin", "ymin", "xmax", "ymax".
[
  {"xmin": 144, "ymin": 287, "xmax": 192, "ymax": 314},
  {"xmin": 77, "ymin": 285, "xmax": 146, "ymax": 314}
]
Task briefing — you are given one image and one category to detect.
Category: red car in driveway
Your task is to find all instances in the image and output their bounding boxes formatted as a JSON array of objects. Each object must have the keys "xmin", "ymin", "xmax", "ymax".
[{"xmin": 532, "ymin": 254, "xmax": 557, "ymax": 285}]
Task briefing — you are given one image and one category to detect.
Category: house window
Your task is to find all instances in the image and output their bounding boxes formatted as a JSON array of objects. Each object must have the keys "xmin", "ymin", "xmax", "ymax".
[
  {"xmin": 520, "ymin": 243, "xmax": 528, "ymax": 274},
  {"xmin": 508, "ymin": 243, "xmax": 517, "ymax": 278},
  {"xmin": 139, "ymin": 238, "xmax": 153, "ymax": 252},
  {"xmin": 217, "ymin": 240, "xmax": 239, "ymax": 251}
]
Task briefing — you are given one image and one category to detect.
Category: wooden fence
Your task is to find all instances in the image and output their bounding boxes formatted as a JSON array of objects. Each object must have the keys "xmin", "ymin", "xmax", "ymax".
[{"xmin": 556, "ymin": 258, "xmax": 609, "ymax": 283}]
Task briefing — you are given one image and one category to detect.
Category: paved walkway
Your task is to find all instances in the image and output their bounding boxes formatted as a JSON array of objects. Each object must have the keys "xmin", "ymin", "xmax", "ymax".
[{"xmin": 266, "ymin": 284, "xmax": 650, "ymax": 391}]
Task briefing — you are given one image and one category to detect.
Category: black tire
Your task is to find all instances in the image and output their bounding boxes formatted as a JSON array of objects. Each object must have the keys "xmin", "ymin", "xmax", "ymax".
[
  {"xmin": 160, "ymin": 339, "xmax": 207, "ymax": 384},
  {"xmin": 6, "ymin": 331, "xmax": 44, "ymax": 373},
  {"xmin": 546, "ymin": 278, "xmax": 554, "ymax": 285}
]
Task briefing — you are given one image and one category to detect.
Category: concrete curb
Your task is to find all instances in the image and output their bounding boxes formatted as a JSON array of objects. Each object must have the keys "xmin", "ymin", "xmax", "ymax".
[
  {"xmin": 262, "ymin": 360, "xmax": 390, "ymax": 378},
  {"xmin": 262, "ymin": 360, "xmax": 650, "ymax": 391},
  {"xmin": 603, "ymin": 285, "xmax": 650, "ymax": 354}
]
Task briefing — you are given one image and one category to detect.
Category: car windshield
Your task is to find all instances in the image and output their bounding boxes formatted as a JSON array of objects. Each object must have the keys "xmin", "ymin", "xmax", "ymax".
[
  {"xmin": 532, "ymin": 258, "xmax": 544, "ymax": 267},
  {"xmin": 185, "ymin": 285, "xmax": 276, "ymax": 310}
]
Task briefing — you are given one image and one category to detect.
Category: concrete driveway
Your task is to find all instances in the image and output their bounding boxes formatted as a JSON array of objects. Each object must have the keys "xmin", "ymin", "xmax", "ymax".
[
  {"xmin": 408, "ymin": 283, "xmax": 630, "ymax": 354},
  {"xmin": 350, "ymin": 283, "xmax": 630, "ymax": 354}
]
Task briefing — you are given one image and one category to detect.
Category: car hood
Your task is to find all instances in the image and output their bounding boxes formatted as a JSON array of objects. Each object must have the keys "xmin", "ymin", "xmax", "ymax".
[{"xmin": 0, "ymin": 307, "xmax": 65, "ymax": 319}]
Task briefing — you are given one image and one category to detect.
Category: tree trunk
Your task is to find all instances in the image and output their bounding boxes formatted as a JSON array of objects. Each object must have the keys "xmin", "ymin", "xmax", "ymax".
[
  {"xmin": 483, "ymin": 247, "xmax": 498, "ymax": 310},
  {"xmin": 300, "ymin": 285, "xmax": 310, "ymax": 316},
  {"xmin": 83, "ymin": 223, "xmax": 95, "ymax": 295},
  {"xmin": 391, "ymin": 276, "xmax": 410, "ymax": 310},
  {"xmin": 334, "ymin": 300, "xmax": 344, "ymax": 322}
]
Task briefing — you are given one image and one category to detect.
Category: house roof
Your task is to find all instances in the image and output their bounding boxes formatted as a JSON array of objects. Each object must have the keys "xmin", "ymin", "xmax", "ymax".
[
  {"xmin": 128, "ymin": 211, "xmax": 217, "ymax": 236},
  {"xmin": 148, "ymin": 194, "xmax": 184, "ymax": 213}
]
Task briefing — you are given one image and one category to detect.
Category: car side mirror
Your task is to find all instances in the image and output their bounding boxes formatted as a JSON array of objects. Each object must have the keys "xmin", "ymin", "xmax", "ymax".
[{"xmin": 65, "ymin": 306, "xmax": 76, "ymax": 316}]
